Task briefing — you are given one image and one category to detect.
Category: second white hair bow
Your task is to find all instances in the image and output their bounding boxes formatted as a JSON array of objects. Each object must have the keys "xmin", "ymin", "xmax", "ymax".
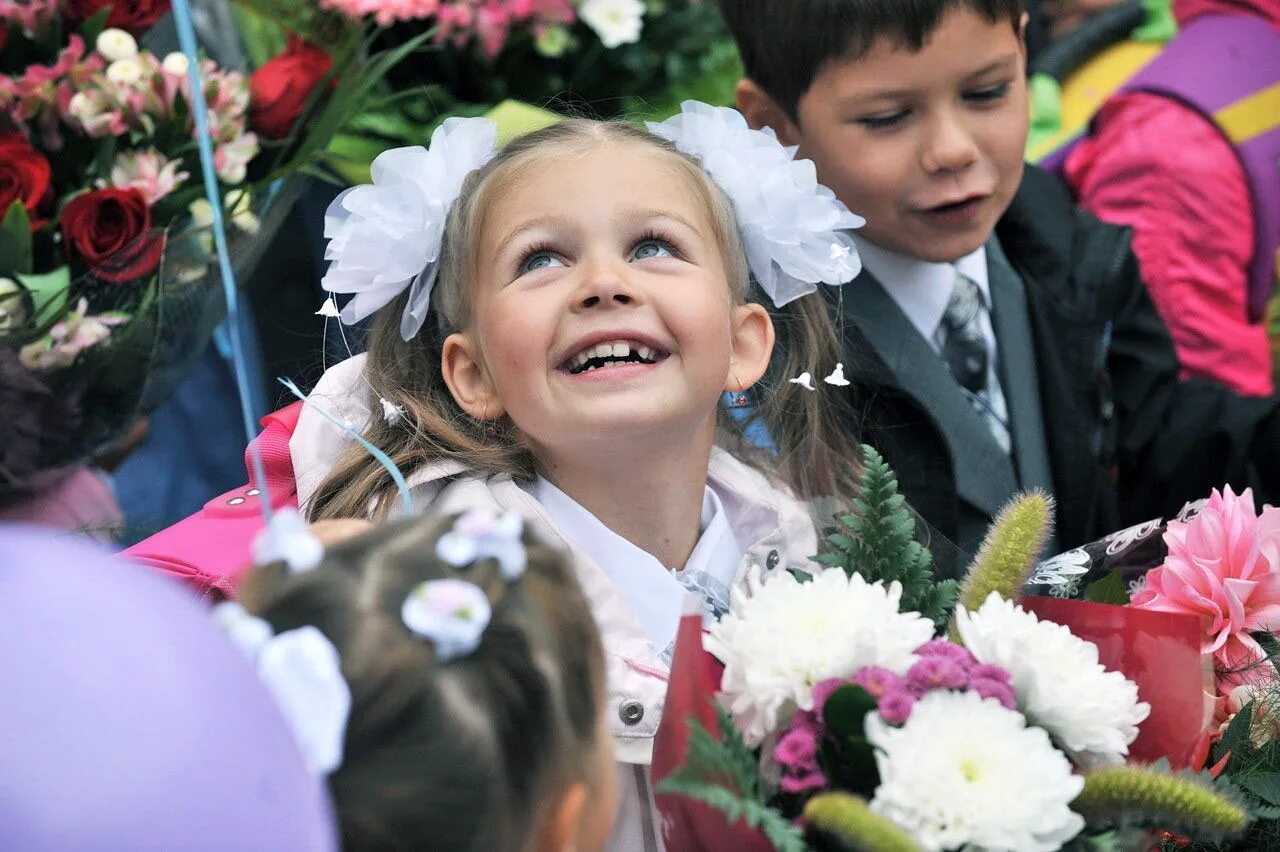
[{"xmin": 647, "ymin": 101, "xmax": 865, "ymax": 306}]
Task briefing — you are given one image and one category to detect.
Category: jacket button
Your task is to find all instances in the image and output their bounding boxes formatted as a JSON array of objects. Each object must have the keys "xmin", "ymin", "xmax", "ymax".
[
  {"xmin": 227, "ymin": 496, "xmax": 246, "ymax": 506},
  {"xmin": 765, "ymin": 550, "xmax": 780, "ymax": 570},
  {"xmin": 618, "ymin": 700, "xmax": 645, "ymax": 726}
]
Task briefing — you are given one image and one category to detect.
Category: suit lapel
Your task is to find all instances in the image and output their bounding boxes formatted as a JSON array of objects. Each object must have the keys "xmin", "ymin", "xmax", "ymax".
[{"xmin": 839, "ymin": 271, "xmax": 1018, "ymax": 519}]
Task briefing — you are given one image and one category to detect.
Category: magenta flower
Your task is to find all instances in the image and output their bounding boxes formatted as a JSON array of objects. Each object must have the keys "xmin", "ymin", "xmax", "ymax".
[
  {"xmin": 773, "ymin": 726, "xmax": 818, "ymax": 770},
  {"xmin": 1132, "ymin": 487, "xmax": 1280, "ymax": 681},
  {"xmin": 970, "ymin": 677, "xmax": 1017, "ymax": 710},
  {"xmin": 850, "ymin": 666, "xmax": 904, "ymax": 700},
  {"xmin": 906, "ymin": 656, "xmax": 968, "ymax": 695},
  {"xmin": 779, "ymin": 767, "xmax": 827, "ymax": 794},
  {"xmin": 877, "ymin": 689, "xmax": 916, "ymax": 724},
  {"xmin": 915, "ymin": 638, "xmax": 977, "ymax": 668}
]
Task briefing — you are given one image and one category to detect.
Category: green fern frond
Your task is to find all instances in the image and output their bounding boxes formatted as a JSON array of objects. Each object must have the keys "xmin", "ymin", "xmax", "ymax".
[
  {"xmin": 1073, "ymin": 763, "xmax": 1251, "ymax": 843},
  {"xmin": 815, "ymin": 445, "xmax": 958, "ymax": 628},
  {"xmin": 802, "ymin": 792, "xmax": 921, "ymax": 851},
  {"xmin": 657, "ymin": 709, "xmax": 805, "ymax": 851}
]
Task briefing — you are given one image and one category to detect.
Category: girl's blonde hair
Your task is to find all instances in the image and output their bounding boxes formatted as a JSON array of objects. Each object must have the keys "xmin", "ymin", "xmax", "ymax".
[
  {"xmin": 309, "ymin": 118, "xmax": 861, "ymax": 521},
  {"xmin": 239, "ymin": 513, "xmax": 607, "ymax": 851}
]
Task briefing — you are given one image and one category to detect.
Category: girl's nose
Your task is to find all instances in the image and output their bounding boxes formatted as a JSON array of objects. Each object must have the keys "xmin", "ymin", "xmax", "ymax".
[{"xmin": 572, "ymin": 258, "xmax": 638, "ymax": 311}]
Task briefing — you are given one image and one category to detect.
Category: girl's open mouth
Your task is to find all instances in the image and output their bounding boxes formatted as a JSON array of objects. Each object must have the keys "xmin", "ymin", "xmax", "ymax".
[{"xmin": 560, "ymin": 339, "xmax": 669, "ymax": 375}]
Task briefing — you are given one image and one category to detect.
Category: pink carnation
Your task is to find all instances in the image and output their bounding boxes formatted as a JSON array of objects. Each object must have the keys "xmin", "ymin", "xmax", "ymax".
[{"xmin": 1132, "ymin": 487, "xmax": 1280, "ymax": 683}]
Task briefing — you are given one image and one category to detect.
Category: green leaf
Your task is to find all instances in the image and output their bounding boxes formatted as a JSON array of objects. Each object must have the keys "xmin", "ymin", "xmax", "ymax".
[
  {"xmin": 822, "ymin": 685, "xmax": 877, "ymax": 741},
  {"xmin": 0, "ymin": 201, "xmax": 33, "ymax": 276},
  {"xmin": 1239, "ymin": 772, "xmax": 1280, "ymax": 807},
  {"xmin": 1083, "ymin": 569, "xmax": 1131, "ymax": 606},
  {"xmin": 1219, "ymin": 702, "xmax": 1256, "ymax": 760},
  {"xmin": 16, "ymin": 266, "xmax": 70, "ymax": 322},
  {"xmin": 79, "ymin": 7, "xmax": 111, "ymax": 46}
]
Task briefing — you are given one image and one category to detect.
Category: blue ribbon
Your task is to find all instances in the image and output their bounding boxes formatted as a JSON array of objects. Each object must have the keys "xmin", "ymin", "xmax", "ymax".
[{"xmin": 170, "ymin": 0, "xmax": 273, "ymax": 525}]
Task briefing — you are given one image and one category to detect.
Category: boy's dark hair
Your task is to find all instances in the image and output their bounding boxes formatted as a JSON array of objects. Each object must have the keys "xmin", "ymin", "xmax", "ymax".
[
  {"xmin": 239, "ymin": 513, "xmax": 606, "ymax": 852},
  {"xmin": 717, "ymin": 0, "xmax": 1025, "ymax": 119}
]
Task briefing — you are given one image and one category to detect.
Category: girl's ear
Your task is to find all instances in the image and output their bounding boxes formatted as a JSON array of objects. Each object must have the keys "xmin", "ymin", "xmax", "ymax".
[
  {"xmin": 441, "ymin": 332, "xmax": 505, "ymax": 420},
  {"xmin": 727, "ymin": 302, "xmax": 775, "ymax": 391},
  {"xmin": 536, "ymin": 782, "xmax": 588, "ymax": 852}
]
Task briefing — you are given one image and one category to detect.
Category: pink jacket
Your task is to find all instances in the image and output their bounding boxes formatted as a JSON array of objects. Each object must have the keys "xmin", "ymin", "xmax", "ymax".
[
  {"xmin": 1062, "ymin": 0, "xmax": 1280, "ymax": 397},
  {"xmin": 131, "ymin": 353, "xmax": 821, "ymax": 851}
]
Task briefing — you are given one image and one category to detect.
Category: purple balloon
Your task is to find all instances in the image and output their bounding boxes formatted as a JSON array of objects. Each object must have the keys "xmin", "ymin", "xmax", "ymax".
[{"xmin": 0, "ymin": 524, "xmax": 339, "ymax": 851}]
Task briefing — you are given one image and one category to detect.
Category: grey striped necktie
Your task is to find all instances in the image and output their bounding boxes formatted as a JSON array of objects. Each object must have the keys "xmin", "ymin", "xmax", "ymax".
[{"xmin": 940, "ymin": 270, "xmax": 1011, "ymax": 453}]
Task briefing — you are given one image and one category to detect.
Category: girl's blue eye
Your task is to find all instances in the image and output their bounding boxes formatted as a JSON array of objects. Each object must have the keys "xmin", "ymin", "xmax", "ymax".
[
  {"xmin": 633, "ymin": 239, "xmax": 674, "ymax": 260},
  {"xmin": 521, "ymin": 251, "xmax": 564, "ymax": 273}
]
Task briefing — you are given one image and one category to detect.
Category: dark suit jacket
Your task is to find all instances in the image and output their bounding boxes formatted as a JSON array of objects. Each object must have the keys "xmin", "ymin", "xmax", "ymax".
[{"xmin": 833, "ymin": 166, "xmax": 1280, "ymax": 579}]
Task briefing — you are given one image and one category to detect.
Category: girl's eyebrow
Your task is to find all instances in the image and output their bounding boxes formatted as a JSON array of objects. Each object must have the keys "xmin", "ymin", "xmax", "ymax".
[{"xmin": 496, "ymin": 208, "xmax": 701, "ymax": 248}]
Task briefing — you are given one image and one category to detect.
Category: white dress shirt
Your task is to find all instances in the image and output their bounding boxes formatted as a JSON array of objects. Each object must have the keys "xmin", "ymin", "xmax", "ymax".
[{"xmin": 528, "ymin": 477, "xmax": 744, "ymax": 660}]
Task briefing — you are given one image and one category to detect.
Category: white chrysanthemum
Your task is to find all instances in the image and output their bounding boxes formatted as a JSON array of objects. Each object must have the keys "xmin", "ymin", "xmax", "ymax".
[
  {"xmin": 868, "ymin": 690, "xmax": 1085, "ymax": 852},
  {"xmin": 955, "ymin": 593, "xmax": 1151, "ymax": 766},
  {"xmin": 707, "ymin": 569, "xmax": 933, "ymax": 746},
  {"xmin": 578, "ymin": 0, "xmax": 644, "ymax": 48}
]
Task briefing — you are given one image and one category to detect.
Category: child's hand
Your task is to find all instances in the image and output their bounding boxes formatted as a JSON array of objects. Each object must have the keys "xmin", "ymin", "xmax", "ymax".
[{"xmin": 309, "ymin": 518, "xmax": 375, "ymax": 547}]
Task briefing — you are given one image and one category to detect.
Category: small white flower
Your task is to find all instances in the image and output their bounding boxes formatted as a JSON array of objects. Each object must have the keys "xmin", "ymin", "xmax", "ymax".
[
  {"xmin": 401, "ymin": 579, "xmax": 493, "ymax": 661},
  {"xmin": 868, "ymin": 689, "xmax": 1085, "ymax": 851},
  {"xmin": 95, "ymin": 28, "xmax": 138, "ymax": 62},
  {"xmin": 379, "ymin": 397, "xmax": 406, "ymax": 424},
  {"xmin": 578, "ymin": 0, "xmax": 645, "ymax": 48},
  {"xmin": 823, "ymin": 363, "xmax": 850, "ymax": 387},
  {"xmin": 316, "ymin": 298, "xmax": 341, "ymax": 318},
  {"xmin": 955, "ymin": 593, "xmax": 1150, "ymax": 766},
  {"xmin": 106, "ymin": 58, "xmax": 145, "ymax": 86},
  {"xmin": 708, "ymin": 569, "xmax": 934, "ymax": 746},
  {"xmin": 0, "ymin": 277, "xmax": 28, "ymax": 332},
  {"xmin": 161, "ymin": 51, "xmax": 190, "ymax": 77}
]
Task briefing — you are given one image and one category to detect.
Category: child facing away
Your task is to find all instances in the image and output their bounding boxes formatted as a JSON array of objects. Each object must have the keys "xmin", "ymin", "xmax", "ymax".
[
  {"xmin": 224, "ymin": 510, "xmax": 617, "ymax": 852},
  {"xmin": 235, "ymin": 108, "xmax": 869, "ymax": 848},
  {"xmin": 717, "ymin": 0, "xmax": 1280, "ymax": 578}
]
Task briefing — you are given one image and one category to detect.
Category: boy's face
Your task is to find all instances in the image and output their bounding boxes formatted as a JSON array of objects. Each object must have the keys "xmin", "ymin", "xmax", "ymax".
[{"xmin": 743, "ymin": 8, "xmax": 1028, "ymax": 263}]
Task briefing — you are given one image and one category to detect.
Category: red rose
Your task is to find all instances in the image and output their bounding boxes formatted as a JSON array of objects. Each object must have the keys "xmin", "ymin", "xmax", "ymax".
[
  {"xmin": 250, "ymin": 35, "xmax": 334, "ymax": 140},
  {"xmin": 64, "ymin": 0, "xmax": 171, "ymax": 34},
  {"xmin": 59, "ymin": 188, "xmax": 163, "ymax": 282},
  {"xmin": 0, "ymin": 135, "xmax": 52, "ymax": 230}
]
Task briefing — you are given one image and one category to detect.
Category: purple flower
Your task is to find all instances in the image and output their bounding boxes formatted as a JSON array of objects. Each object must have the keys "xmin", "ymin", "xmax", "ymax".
[
  {"xmin": 970, "ymin": 663, "xmax": 1013, "ymax": 683},
  {"xmin": 971, "ymin": 677, "xmax": 1017, "ymax": 710},
  {"xmin": 906, "ymin": 656, "xmax": 968, "ymax": 695},
  {"xmin": 773, "ymin": 726, "xmax": 818, "ymax": 770},
  {"xmin": 877, "ymin": 689, "xmax": 916, "ymax": 724},
  {"xmin": 916, "ymin": 639, "xmax": 977, "ymax": 668},
  {"xmin": 850, "ymin": 666, "xmax": 903, "ymax": 699},
  {"xmin": 779, "ymin": 767, "xmax": 828, "ymax": 794}
]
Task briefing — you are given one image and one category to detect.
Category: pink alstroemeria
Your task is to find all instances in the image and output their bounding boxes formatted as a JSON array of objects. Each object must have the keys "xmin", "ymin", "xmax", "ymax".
[
  {"xmin": 103, "ymin": 149, "xmax": 190, "ymax": 204},
  {"xmin": 1132, "ymin": 487, "xmax": 1280, "ymax": 688},
  {"xmin": 0, "ymin": 0, "xmax": 60, "ymax": 36},
  {"xmin": 18, "ymin": 299, "xmax": 127, "ymax": 372}
]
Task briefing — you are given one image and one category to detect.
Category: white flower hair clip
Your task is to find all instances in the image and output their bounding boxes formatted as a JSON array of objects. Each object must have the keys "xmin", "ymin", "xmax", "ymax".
[
  {"xmin": 213, "ymin": 602, "xmax": 352, "ymax": 776},
  {"xmin": 401, "ymin": 578, "xmax": 493, "ymax": 662},
  {"xmin": 320, "ymin": 117, "xmax": 498, "ymax": 342},
  {"xmin": 436, "ymin": 508, "xmax": 527, "ymax": 581},
  {"xmin": 647, "ymin": 101, "xmax": 865, "ymax": 307}
]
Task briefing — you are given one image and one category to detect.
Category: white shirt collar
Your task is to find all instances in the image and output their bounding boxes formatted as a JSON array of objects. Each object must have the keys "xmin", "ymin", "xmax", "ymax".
[
  {"xmin": 851, "ymin": 233, "xmax": 990, "ymax": 342},
  {"xmin": 530, "ymin": 477, "xmax": 742, "ymax": 656}
]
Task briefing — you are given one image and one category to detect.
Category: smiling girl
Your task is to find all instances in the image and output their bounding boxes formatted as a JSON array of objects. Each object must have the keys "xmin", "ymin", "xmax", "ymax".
[{"xmin": 281, "ymin": 104, "xmax": 865, "ymax": 849}]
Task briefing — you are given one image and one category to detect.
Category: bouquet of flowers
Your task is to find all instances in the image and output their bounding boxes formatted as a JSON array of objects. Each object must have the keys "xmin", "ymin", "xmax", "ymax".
[
  {"xmin": 1030, "ymin": 486, "xmax": 1280, "ymax": 849},
  {"xmin": 655, "ymin": 448, "xmax": 1266, "ymax": 851},
  {"xmin": 234, "ymin": 0, "xmax": 742, "ymax": 182},
  {"xmin": 0, "ymin": 0, "xmax": 422, "ymax": 492}
]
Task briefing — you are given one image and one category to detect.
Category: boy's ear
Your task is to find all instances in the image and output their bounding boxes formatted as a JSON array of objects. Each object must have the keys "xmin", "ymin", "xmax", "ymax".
[
  {"xmin": 536, "ymin": 781, "xmax": 588, "ymax": 852},
  {"xmin": 727, "ymin": 302, "xmax": 775, "ymax": 391},
  {"xmin": 735, "ymin": 79, "xmax": 802, "ymax": 147},
  {"xmin": 441, "ymin": 332, "xmax": 505, "ymax": 421}
]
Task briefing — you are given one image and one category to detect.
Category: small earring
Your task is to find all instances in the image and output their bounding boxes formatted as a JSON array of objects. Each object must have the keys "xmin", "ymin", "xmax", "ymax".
[{"xmin": 731, "ymin": 373, "xmax": 749, "ymax": 407}]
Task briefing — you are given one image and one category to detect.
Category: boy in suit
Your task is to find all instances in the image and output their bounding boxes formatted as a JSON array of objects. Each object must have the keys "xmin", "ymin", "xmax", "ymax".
[{"xmin": 717, "ymin": 0, "xmax": 1279, "ymax": 576}]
